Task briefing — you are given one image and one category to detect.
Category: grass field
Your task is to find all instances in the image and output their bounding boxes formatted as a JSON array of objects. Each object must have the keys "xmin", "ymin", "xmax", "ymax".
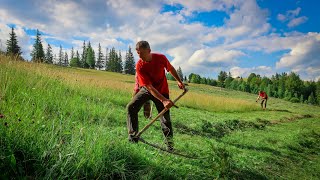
[{"xmin": 1, "ymin": 55, "xmax": 319, "ymax": 179}]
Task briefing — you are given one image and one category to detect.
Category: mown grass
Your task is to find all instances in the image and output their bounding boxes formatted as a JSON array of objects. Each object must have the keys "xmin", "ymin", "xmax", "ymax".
[{"xmin": 1, "ymin": 55, "xmax": 320, "ymax": 179}]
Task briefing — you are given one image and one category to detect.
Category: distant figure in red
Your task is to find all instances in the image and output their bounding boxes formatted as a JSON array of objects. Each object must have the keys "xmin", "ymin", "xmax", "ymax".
[{"xmin": 256, "ymin": 91, "xmax": 268, "ymax": 110}]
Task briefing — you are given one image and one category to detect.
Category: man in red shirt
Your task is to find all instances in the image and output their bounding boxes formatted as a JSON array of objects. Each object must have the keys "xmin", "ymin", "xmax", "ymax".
[
  {"xmin": 256, "ymin": 90, "xmax": 268, "ymax": 110},
  {"xmin": 127, "ymin": 41, "xmax": 185, "ymax": 151}
]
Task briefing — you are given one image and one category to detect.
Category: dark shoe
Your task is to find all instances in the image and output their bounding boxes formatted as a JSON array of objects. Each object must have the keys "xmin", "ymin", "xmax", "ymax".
[
  {"xmin": 128, "ymin": 135, "xmax": 139, "ymax": 143},
  {"xmin": 167, "ymin": 145, "xmax": 174, "ymax": 152}
]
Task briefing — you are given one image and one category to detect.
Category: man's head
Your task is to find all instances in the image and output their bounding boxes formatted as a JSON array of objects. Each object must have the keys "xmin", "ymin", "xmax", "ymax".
[{"xmin": 136, "ymin": 40, "xmax": 151, "ymax": 61}]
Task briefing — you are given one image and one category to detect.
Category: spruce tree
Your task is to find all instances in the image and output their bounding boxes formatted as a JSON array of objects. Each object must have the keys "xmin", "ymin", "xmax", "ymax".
[
  {"xmin": 58, "ymin": 45, "xmax": 63, "ymax": 66},
  {"xmin": 316, "ymin": 79, "xmax": 320, "ymax": 105},
  {"xmin": 177, "ymin": 66, "xmax": 183, "ymax": 81},
  {"xmin": 107, "ymin": 47, "xmax": 117, "ymax": 72},
  {"xmin": 117, "ymin": 51, "xmax": 123, "ymax": 73},
  {"xmin": 6, "ymin": 27, "xmax": 22, "ymax": 56},
  {"xmin": 70, "ymin": 51, "xmax": 80, "ymax": 67},
  {"xmin": 124, "ymin": 46, "xmax": 135, "ymax": 75},
  {"xmin": 96, "ymin": 43, "xmax": 104, "ymax": 70},
  {"xmin": 31, "ymin": 29, "xmax": 45, "ymax": 62},
  {"xmin": 64, "ymin": 52, "xmax": 69, "ymax": 66},
  {"xmin": 45, "ymin": 44, "xmax": 53, "ymax": 64},
  {"xmin": 86, "ymin": 41, "xmax": 95, "ymax": 69},
  {"xmin": 105, "ymin": 48, "xmax": 109, "ymax": 70},
  {"xmin": 71, "ymin": 47, "xmax": 74, "ymax": 59},
  {"xmin": 81, "ymin": 40, "xmax": 87, "ymax": 68}
]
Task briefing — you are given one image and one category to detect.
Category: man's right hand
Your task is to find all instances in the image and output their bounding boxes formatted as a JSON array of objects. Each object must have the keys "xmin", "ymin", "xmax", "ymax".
[{"xmin": 162, "ymin": 99, "xmax": 174, "ymax": 109}]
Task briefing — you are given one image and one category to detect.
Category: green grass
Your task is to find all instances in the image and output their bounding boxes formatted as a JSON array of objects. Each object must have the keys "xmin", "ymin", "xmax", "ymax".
[{"xmin": 1, "ymin": 55, "xmax": 320, "ymax": 179}]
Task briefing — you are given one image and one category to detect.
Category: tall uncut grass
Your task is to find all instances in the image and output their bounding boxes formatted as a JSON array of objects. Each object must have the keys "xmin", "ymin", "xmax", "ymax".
[{"xmin": 1, "ymin": 55, "xmax": 320, "ymax": 179}]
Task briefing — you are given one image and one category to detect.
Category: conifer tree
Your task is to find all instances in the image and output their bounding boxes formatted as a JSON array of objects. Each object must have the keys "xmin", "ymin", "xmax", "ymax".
[
  {"xmin": 64, "ymin": 52, "xmax": 69, "ymax": 66},
  {"xmin": 71, "ymin": 47, "xmax": 74, "ymax": 59},
  {"xmin": 117, "ymin": 51, "xmax": 123, "ymax": 73},
  {"xmin": 96, "ymin": 43, "xmax": 104, "ymax": 70},
  {"xmin": 70, "ymin": 50, "xmax": 80, "ymax": 67},
  {"xmin": 76, "ymin": 50, "xmax": 80, "ymax": 60},
  {"xmin": 58, "ymin": 45, "xmax": 63, "ymax": 66},
  {"xmin": 45, "ymin": 44, "xmax": 53, "ymax": 64},
  {"xmin": 86, "ymin": 41, "xmax": 95, "ymax": 69},
  {"xmin": 81, "ymin": 40, "xmax": 87, "ymax": 68},
  {"xmin": 6, "ymin": 27, "xmax": 22, "ymax": 56},
  {"xmin": 105, "ymin": 48, "xmax": 109, "ymax": 70},
  {"xmin": 31, "ymin": 29, "xmax": 45, "ymax": 62},
  {"xmin": 124, "ymin": 46, "xmax": 135, "ymax": 75},
  {"xmin": 177, "ymin": 66, "xmax": 183, "ymax": 81},
  {"xmin": 107, "ymin": 47, "xmax": 117, "ymax": 72}
]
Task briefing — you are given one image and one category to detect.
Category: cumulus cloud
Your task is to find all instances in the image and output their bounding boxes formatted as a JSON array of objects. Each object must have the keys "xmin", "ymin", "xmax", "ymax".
[
  {"xmin": 230, "ymin": 66, "xmax": 273, "ymax": 78},
  {"xmin": 188, "ymin": 48, "xmax": 245, "ymax": 66},
  {"xmin": 0, "ymin": 0, "xmax": 318, "ymax": 80},
  {"xmin": 276, "ymin": 33, "xmax": 320, "ymax": 71}
]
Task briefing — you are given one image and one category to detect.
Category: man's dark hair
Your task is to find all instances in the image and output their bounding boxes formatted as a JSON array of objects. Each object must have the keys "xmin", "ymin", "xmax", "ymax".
[{"xmin": 136, "ymin": 40, "xmax": 150, "ymax": 50}]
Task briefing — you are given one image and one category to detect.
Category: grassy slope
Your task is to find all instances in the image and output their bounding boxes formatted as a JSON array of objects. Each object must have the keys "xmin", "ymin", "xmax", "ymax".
[{"xmin": 0, "ymin": 56, "xmax": 319, "ymax": 179}]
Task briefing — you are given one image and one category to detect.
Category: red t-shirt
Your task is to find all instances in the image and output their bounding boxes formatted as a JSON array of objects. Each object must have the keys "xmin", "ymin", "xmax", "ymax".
[
  {"xmin": 136, "ymin": 53, "xmax": 173, "ymax": 94},
  {"xmin": 259, "ymin": 91, "xmax": 268, "ymax": 99}
]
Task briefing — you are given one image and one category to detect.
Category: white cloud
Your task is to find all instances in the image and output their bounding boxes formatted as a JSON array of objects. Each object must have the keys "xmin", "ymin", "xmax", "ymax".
[
  {"xmin": 188, "ymin": 48, "xmax": 245, "ymax": 66},
  {"xmin": 230, "ymin": 66, "xmax": 273, "ymax": 78},
  {"xmin": 277, "ymin": 7, "xmax": 308, "ymax": 28},
  {"xmin": 287, "ymin": 16, "xmax": 308, "ymax": 28},
  {"xmin": 0, "ymin": 0, "xmax": 318, "ymax": 80},
  {"xmin": 275, "ymin": 33, "xmax": 320, "ymax": 80}
]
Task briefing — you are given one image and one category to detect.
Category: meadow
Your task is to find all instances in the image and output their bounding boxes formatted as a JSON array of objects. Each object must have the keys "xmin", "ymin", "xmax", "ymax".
[{"xmin": 1, "ymin": 55, "xmax": 319, "ymax": 179}]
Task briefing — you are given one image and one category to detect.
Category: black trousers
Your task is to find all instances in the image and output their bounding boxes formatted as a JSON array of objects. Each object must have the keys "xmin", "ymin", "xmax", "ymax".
[
  {"xmin": 126, "ymin": 87, "xmax": 173, "ymax": 140},
  {"xmin": 261, "ymin": 98, "xmax": 268, "ymax": 108}
]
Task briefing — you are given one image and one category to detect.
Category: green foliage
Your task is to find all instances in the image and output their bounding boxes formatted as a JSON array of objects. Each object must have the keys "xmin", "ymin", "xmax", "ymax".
[
  {"xmin": 124, "ymin": 47, "xmax": 135, "ymax": 74},
  {"xmin": 290, "ymin": 97, "xmax": 300, "ymax": 103},
  {"xmin": 96, "ymin": 43, "xmax": 104, "ymax": 70},
  {"xmin": 44, "ymin": 44, "xmax": 53, "ymax": 64},
  {"xmin": 69, "ymin": 57, "xmax": 81, "ymax": 67},
  {"xmin": 80, "ymin": 41, "xmax": 87, "ymax": 68},
  {"xmin": 58, "ymin": 45, "xmax": 63, "ymax": 66},
  {"xmin": 106, "ymin": 47, "xmax": 122, "ymax": 72},
  {"xmin": 64, "ymin": 52, "xmax": 69, "ymax": 66},
  {"xmin": 166, "ymin": 73, "xmax": 175, "ymax": 81},
  {"xmin": 31, "ymin": 29, "xmax": 45, "ymax": 62},
  {"xmin": 308, "ymin": 92, "xmax": 316, "ymax": 104},
  {"xmin": 6, "ymin": 27, "xmax": 22, "ymax": 56},
  {"xmin": 317, "ymin": 80, "xmax": 320, "ymax": 105},
  {"xmin": 86, "ymin": 42, "xmax": 95, "ymax": 69},
  {"xmin": 189, "ymin": 73, "xmax": 201, "ymax": 84},
  {"xmin": 177, "ymin": 66, "xmax": 183, "ymax": 81},
  {"xmin": 218, "ymin": 71, "xmax": 227, "ymax": 87},
  {"xmin": 286, "ymin": 72, "xmax": 304, "ymax": 95}
]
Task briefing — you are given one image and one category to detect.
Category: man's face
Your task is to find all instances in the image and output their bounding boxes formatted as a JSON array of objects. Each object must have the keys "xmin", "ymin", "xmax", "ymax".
[{"xmin": 136, "ymin": 47, "xmax": 150, "ymax": 61}]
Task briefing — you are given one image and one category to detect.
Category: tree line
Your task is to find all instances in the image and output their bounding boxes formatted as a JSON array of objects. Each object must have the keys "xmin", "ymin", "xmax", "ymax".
[
  {"xmin": 4, "ymin": 27, "xmax": 135, "ymax": 75},
  {"xmin": 188, "ymin": 71, "xmax": 320, "ymax": 105},
  {"xmin": 3, "ymin": 27, "xmax": 320, "ymax": 105}
]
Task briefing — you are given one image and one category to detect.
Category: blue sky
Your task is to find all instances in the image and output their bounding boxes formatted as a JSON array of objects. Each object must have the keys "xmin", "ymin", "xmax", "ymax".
[{"xmin": 0, "ymin": 0, "xmax": 319, "ymax": 80}]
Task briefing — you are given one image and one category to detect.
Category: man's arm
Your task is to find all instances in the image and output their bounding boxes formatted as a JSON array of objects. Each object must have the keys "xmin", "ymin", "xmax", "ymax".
[
  {"xmin": 256, "ymin": 95, "xmax": 260, "ymax": 102},
  {"xmin": 144, "ymin": 84, "xmax": 174, "ymax": 109},
  {"xmin": 169, "ymin": 67, "xmax": 185, "ymax": 89}
]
